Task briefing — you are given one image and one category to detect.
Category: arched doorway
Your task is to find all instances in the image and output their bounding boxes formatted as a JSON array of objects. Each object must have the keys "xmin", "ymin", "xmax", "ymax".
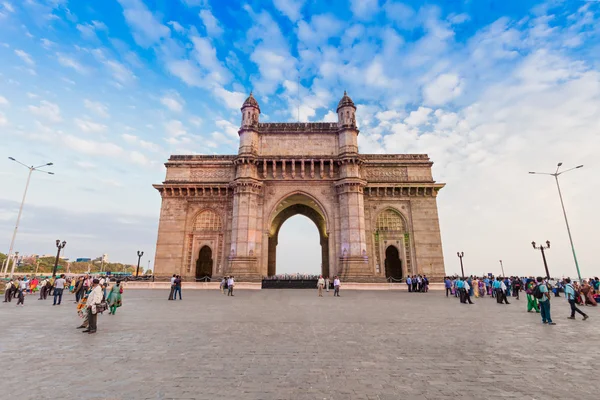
[
  {"xmin": 267, "ymin": 194, "xmax": 329, "ymax": 278},
  {"xmin": 196, "ymin": 246, "xmax": 213, "ymax": 280},
  {"xmin": 385, "ymin": 245, "xmax": 402, "ymax": 280}
]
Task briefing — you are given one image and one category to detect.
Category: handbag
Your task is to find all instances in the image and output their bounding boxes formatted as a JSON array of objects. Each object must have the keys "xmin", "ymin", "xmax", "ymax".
[{"xmin": 96, "ymin": 301, "xmax": 109, "ymax": 313}]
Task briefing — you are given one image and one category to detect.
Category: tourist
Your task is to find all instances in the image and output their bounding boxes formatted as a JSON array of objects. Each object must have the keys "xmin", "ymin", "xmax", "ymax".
[
  {"xmin": 83, "ymin": 279, "xmax": 103, "ymax": 334},
  {"xmin": 423, "ymin": 275, "xmax": 429, "ymax": 292},
  {"xmin": 168, "ymin": 274, "xmax": 176, "ymax": 300},
  {"xmin": 564, "ymin": 278, "xmax": 588, "ymax": 321},
  {"xmin": 473, "ymin": 277, "xmax": 479, "ymax": 298},
  {"xmin": 325, "ymin": 276, "xmax": 330, "ymax": 292},
  {"xmin": 478, "ymin": 278, "xmax": 485, "ymax": 298},
  {"xmin": 333, "ymin": 276, "xmax": 341, "ymax": 297},
  {"xmin": 16, "ymin": 277, "xmax": 26, "ymax": 306},
  {"xmin": 3, "ymin": 279, "xmax": 14, "ymax": 303},
  {"xmin": 99, "ymin": 275, "xmax": 107, "ymax": 299},
  {"xmin": 227, "ymin": 276, "xmax": 235, "ymax": 296},
  {"xmin": 407, "ymin": 276, "xmax": 412, "ymax": 292},
  {"xmin": 498, "ymin": 278, "xmax": 510, "ymax": 305},
  {"xmin": 74, "ymin": 276, "xmax": 84, "ymax": 303},
  {"xmin": 220, "ymin": 276, "xmax": 226, "ymax": 294},
  {"xmin": 108, "ymin": 280, "xmax": 124, "ymax": 315},
  {"xmin": 39, "ymin": 278, "xmax": 48, "ymax": 300},
  {"xmin": 444, "ymin": 277, "xmax": 451, "ymax": 297},
  {"xmin": 456, "ymin": 278, "xmax": 465, "ymax": 303},
  {"xmin": 513, "ymin": 277, "xmax": 522, "ymax": 300},
  {"xmin": 535, "ymin": 277, "xmax": 555, "ymax": 325},
  {"xmin": 526, "ymin": 280, "xmax": 539, "ymax": 313},
  {"xmin": 223, "ymin": 276, "xmax": 229, "ymax": 295},
  {"xmin": 173, "ymin": 275, "xmax": 182, "ymax": 300},
  {"xmin": 29, "ymin": 276, "xmax": 38, "ymax": 294},
  {"xmin": 317, "ymin": 275, "xmax": 325, "ymax": 297},
  {"xmin": 463, "ymin": 278, "xmax": 473, "ymax": 304},
  {"xmin": 581, "ymin": 280, "xmax": 597, "ymax": 307},
  {"xmin": 412, "ymin": 275, "xmax": 417, "ymax": 292},
  {"xmin": 53, "ymin": 274, "xmax": 67, "ymax": 306},
  {"xmin": 76, "ymin": 287, "xmax": 90, "ymax": 330}
]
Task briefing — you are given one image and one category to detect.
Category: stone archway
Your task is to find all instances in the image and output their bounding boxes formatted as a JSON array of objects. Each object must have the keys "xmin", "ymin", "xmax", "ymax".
[
  {"xmin": 384, "ymin": 245, "xmax": 402, "ymax": 281},
  {"xmin": 196, "ymin": 245, "xmax": 213, "ymax": 279},
  {"xmin": 267, "ymin": 194, "xmax": 329, "ymax": 278}
]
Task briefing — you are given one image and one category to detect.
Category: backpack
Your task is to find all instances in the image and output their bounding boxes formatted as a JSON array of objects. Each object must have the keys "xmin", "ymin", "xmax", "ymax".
[{"xmin": 532, "ymin": 285, "xmax": 544, "ymax": 299}]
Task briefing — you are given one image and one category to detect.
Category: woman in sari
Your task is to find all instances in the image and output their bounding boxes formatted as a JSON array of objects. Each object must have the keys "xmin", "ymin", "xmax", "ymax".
[
  {"xmin": 478, "ymin": 279, "xmax": 485, "ymax": 297},
  {"xmin": 29, "ymin": 277, "xmax": 39, "ymax": 293},
  {"xmin": 573, "ymin": 282, "xmax": 585, "ymax": 305},
  {"xmin": 76, "ymin": 288, "xmax": 91, "ymax": 329},
  {"xmin": 581, "ymin": 281, "xmax": 597, "ymax": 306},
  {"xmin": 108, "ymin": 280, "xmax": 124, "ymax": 315},
  {"xmin": 526, "ymin": 281, "xmax": 539, "ymax": 313},
  {"xmin": 473, "ymin": 278, "xmax": 480, "ymax": 298}
]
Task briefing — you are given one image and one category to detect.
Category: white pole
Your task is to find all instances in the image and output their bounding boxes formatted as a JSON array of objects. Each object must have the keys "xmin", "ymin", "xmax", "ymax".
[
  {"xmin": 6, "ymin": 167, "xmax": 33, "ymax": 278},
  {"xmin": 555, "ymin": 175, "xmax": 582, "ymax": 281}
]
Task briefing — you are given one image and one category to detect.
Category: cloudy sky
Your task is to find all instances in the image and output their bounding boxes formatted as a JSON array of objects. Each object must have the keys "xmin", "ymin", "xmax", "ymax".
[{"xmin": 0, "ymin": 0, "xmax": 598, "ymax": 278}]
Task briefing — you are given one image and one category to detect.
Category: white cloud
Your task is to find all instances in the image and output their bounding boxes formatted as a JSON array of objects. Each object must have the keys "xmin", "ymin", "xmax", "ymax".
[
  {"xmin": 199, "ymin": 9, "xmax": 223, "ymax": 36},
  {"xmin": 213, "ymin": 87, "xmax": 246, "ymax": 110},
  {"xmin": 272, "ymin": 0, "xmax": 305, "ymax": 22},
  {"xmin": 75, "ymin": 161, "xmax": 96, "ymax": 170},
  {"xmin": 404, "ymin": 106, "xmax": 432, "ymax": 126},
  {"xmin": 130, "ymin": 150, "xmax": 150, "ymax": 165},
  {"xmin": 84, "ymin": 99, "xmax": 110, "ymax": 118},
  {"xmin": 122, "ymin": 133, "xmax": 160, "ymax": 152},
  {"xmin": 189, "ymin": 116, "xmax": 203, "ymax": 127},
  {"xmin": 15, "ymin": 49, "xmax": 34, "ymax": 65},
  {"xmin": 57, "ymin": 53, "xmax": 87, "ymax": 74},
  {"xmin": 76, "ymin": 20, "xmax": 108, "ymax": 40},
  {"xmin": 422, "ymin": 73, "xmax": 464, "ymax": 106},
  {"xmin": 74, "ymin": 118, "xmax": 107, "ymax": 133},
  {"xmin": 116, "ymin": 0, "xmax": 170, "ymax": 47},
  {"xmin": 350, "ymin": 0, "xmax": 379, "ymax": 20},
  {"xmin": 191, "ymin": 36, "xmax": 231, "ymax": 84},
  {"xmin": 62, "ymin": 134, "xmax": 123, "ymax": 156},
  {"xmin": 2, "ymin": 2, "xmax": 14, "ymax": 13},
  {"xmin": 28, "ymin": 101, "xmax": 62, "ymax": 123},
  {"xmin": 40, "ymin": 38, "xmax": 55, "ymax": 49},
  {"xmin": 0, "ymin": 95, "xmax": 8, "ymax": 106},
  {"xmin": 105, "ymin": 60, "xmax": 136, "ymax": 84},
  {"xmin": 215, "ymin": 119, "xmax": 239, "ymax": 139},
  {"xmin": 165, "ymin": 120, "xmax": 187, "ymax": 138},
  {"xmin": 160, "ymin": 92, "xmax": 185, "ymax": 112},
  {"xmin": 322, "ymin": 110, "xmax": 337, "ymax": 122},
  {"xmin": 168, "ymin": 21, "xmax": 185, "ymax": 33},
  {"xmin": 0, "ymin": 111, "xmax": 6, "ymax": 126}
]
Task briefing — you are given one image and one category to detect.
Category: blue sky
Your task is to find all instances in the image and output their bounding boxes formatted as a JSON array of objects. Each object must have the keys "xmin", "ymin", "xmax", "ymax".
[{"xmin": 1, "ymin": 0, "xmax": 599, "ymax": 277}]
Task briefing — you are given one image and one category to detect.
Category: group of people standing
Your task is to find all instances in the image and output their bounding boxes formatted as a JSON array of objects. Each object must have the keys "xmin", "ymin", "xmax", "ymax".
[
  {"xmin": 220, "ymin": 276, "xmax": 235, "ymax": 296},
  {"xmin": 405, "ymin": 275, "xmax": 429, "ymax": 293},
  {"xmin": 316, "ymin": 276, "xmax": 341, "ymax": 297},
  {"xmin": 445, "ymin": 274, "xmax": 597, "ymax": 325}
]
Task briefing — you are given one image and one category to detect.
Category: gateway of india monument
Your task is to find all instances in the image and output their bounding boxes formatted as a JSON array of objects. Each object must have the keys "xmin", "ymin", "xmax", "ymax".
[{"xmin": 153, "ymin": 92, "xmax": 446, "ymax": 282}]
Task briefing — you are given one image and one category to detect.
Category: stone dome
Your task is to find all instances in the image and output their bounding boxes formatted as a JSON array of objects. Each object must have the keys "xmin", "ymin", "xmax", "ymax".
[
  {"xmin": 336, "ymin": 91, "xmax": 356, "ymax": 112},
  {"xmin": 241, "ymin": 92, "xmax": 260, "ymax": 112}
]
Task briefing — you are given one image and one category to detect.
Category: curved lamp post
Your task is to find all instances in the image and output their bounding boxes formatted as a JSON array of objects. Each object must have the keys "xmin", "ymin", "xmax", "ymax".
[
  {"xmin": 52, "ymin": 240, "xmax": 67, "ymax": 278},
  {"xmin": 136, "ymin": 250, "xmax": 144, "ymax": 278},
  {"xmin": 457, "ymin": 252, "xmax": 465, "ymax": 278},
  {"xmin": 532, "ymin": 240, "xmax": 551, "ymax": 279}
]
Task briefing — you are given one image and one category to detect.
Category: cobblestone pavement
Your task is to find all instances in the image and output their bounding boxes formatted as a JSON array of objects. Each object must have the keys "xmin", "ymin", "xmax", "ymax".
[{"xmin": 1, "ymin": 289, "xmax": 598, "ymax": 400}]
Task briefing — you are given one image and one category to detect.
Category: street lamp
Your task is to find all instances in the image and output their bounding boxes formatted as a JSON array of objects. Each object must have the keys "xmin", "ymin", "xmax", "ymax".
[
  {"xmin": 457, "ymin": 252, "xmax": 465, "ymax": 278},
  {"xmin": 499, "ymin": 260, "xmax": 505, "ymax": 277},
  {"xmin": 136, "ymin": 250, "xmax": 144, "ymax": 278},
  {"xmin": 52, "ymin": 240, "xmax": 67, "ymax": 278},
  {"xmin": 3, "ymin": 157, "xmax": 54, "ymax": 278},
  {"xmin": 532, "ymin": 240, "xmax": 551, "ymax": 279},
  {"xmin": 529, "ymin": 163, "xmax": 583, "ymax": 281}
]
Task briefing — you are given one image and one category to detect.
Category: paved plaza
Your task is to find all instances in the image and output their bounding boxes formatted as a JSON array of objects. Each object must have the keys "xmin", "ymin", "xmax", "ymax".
[{"xmin": 2, "ymin": 288, "xmax": 598, "ymax": 400}]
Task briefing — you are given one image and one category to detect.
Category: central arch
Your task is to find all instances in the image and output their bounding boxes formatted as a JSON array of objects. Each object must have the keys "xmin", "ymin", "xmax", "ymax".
[
  {"xmin": 196, "ymin": 245, "xmax": 213, "ymax": 279},
  {"xmin": 267, "ymin": 193, "xmax": 329, "ymax": 278}
]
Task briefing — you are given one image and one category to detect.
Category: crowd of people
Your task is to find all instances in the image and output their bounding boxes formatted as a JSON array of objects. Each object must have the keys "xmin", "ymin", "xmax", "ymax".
[
  {"xmin": 445, "ymin": 275, "xmax": 598, "ymax": 324},
  {"xmin": 3, "ymin": 273, "xmax": 125, "ymax": 334},
  {"xmin": 262, "ymin": 274, "xmax": 322, "ymax": 280},
  {"xmin": 405, "ymin": 275, "xmax": 430, "ymax": 293},
  {"xmin": 316, "ymin": 275, "xmax": 341, "ymax": 297}
]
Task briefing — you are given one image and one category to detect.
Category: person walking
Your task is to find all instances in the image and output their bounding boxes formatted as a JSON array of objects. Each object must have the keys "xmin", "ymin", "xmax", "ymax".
[
  {"xmin": 173, "ymin": 275, "xmax": 182, "ymax": 300},
  {"xmin": 463, "ymin": 278, "xmax": 473, "ymax": 304},
  {"xmin": 498, "ymin": 279, "xmax": 510, "ymax": 305},
  {"xmin": 564, "ymin": 278, "xmax": 588, "ymax": 321},
  {"xmin": 444, "ymin": 277, "xmax": 451, "ymax": 297},
  {"xmin": 3, "ymin": 279, "xmax": 14, "ymax": 303},
  {"xmin": 333, "ymin": 276, "xmax": 341, "ymax": 297},
  {"xmin": 16, "ymin": 277, "xmax": 26, "ymax": 306},
  {"xmin": 107, "ymin": 280, "xmax": 123, "ymax": 315},
  {"xmin": 317, "ymin": 275, "xmax": 325, "ymax": 297},
  {"xmin": 83, "ymin": 279, "xmax": 103, "ymax": 334},
  {"xmin": 535, "ymin": 277, "xmax": 555, "ymax": 325},
  {"xmin": 526, "ymin": 280, "xmax": 540, "ymax": 313},
  {"xmin": 513, "ymin": 277, "xmax": 522, "ymax": 300},
  {"xmin": 227, "ymin": 276, "xmax": 235, "ymax": 296},
  {"xmin": 406, "ymin": 276, "xmax": 412, "ymax": 292},
  {"xmin": 168, "ymin": 274, "xmax": 176, "ymax": 300},
  {"xmin": 53, "ymin": 274, "xmax": 66, "ymax": 306},
  {"xmin": 220, "ymin": 277, "xmax": 226, "ymax": 294},
  {"xmin": 325, "ymin": 277, "xmax": 330, "ymax": 293},
  {"xmin": 456, "ymin": 278, "xmax": 465, "ymax": 303}
]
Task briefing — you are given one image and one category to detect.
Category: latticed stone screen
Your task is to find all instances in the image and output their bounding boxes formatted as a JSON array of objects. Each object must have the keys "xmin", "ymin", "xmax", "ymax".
[
  {"xmin": 376, "ymin": 209, "xmax": 405, "ymax": 232},
  {"xmin": 194, "ymin": 210, "xmax": 222, "ymax": 231}
]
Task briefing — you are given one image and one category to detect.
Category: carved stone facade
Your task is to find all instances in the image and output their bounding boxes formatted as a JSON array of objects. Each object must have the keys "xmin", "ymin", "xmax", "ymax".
[{"xmin": 153, "ymin": 92, "xmax": 446, "ymax": 282}]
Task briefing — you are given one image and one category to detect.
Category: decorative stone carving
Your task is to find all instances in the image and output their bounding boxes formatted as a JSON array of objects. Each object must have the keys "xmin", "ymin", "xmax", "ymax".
[
  {"xmin": 190, "ymin": 168, "xmax": 234, "ymax": 181},
  {"xmin": 365, "ymin": 167, "xmax": 408, "ymax": 181}
]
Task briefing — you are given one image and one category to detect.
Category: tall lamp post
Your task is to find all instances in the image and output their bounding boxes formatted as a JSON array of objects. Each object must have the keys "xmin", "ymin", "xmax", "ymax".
[
  {"xmin": 457, "ymin": 252, "xmax": 465, "ymax": 278},
  {"xmin": 136, "ymin": 250, "xmax": 144, "ymax": 278},
  {"xmin": 529, "ymin": 163, "xmax": 583, "ymax": 281},
  {"xmin": 532, "ymin": 241, "xmax": 551, "ymax": 279},
  {"xmin": 499, "ymin": 260, "xmax": 505, "ymax": 277},
  {"xmin": 3, "ymin": 157, "xmax": 54, "ymax": 278},
  {"xmin": 52, "ymin": 240, "xmax": 67, "ymax": 278}
]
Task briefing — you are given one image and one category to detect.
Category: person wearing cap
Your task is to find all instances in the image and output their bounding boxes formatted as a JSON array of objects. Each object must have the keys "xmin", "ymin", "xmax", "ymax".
[{"xmin": 83, "ymin": 279, "xmax": 103, "ymax": 334}]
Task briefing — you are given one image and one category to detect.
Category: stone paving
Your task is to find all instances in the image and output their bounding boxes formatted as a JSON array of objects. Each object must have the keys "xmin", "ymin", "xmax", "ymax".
[{"xmin": 1, "ymin": 288, "xmax": 598, "ymax": 400}]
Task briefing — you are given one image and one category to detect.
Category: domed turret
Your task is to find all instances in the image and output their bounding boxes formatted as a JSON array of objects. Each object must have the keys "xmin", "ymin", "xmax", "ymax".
[
  {"xmin": 336, "ymin": 90, "xmax": 356, "ymax": 112},
  {"xmin": 241, "ymin": 92, "xmax": 260, "ymax": 129},
  {"xmin": 337, "ymin": 91, "xmax": 356, "ymax": 128}
]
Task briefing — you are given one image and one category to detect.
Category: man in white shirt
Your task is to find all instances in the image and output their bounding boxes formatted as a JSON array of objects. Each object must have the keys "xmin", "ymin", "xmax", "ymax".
[
  {"xmin": 463, "ymin": 279, "xmax": 473, "ymax": 304},
  {"xmin": 168, "ymin": 274, "xmax": 176, "ymax": 300},
  {"xmin": 83, "ymin": 279, "xmax": 103, "ymax": 334},
  {"xmin": 53, "ymin": 274, "xmax": 67, "ymax": 306},
  {"xmin": 227, "ymin": 276, "xmax": 235, "ymax": 296},
  {"xmin": 333, "ymin": 276, "xmax": 341, "ymax": 297}
]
